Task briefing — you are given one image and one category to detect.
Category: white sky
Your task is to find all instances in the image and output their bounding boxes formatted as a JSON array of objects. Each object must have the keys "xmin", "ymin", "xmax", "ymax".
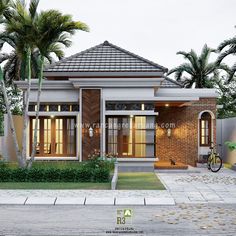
[{"xmin": 6, "ymin": 0, "xmax": 236, "ymax": 73}]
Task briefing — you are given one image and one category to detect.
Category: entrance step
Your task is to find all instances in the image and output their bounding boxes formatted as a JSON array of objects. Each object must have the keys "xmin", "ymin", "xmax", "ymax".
[{"xmin": 117, "ymin": 158, "xmax": 156, "ymax": 172}]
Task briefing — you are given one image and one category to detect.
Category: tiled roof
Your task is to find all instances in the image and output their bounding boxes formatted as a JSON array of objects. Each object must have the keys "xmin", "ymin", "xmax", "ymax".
[
  {"xmin": 44, "ymin": 41, "xmax": 168, "ymax": 73},
  {"xmin": 161, "ymin": 76, "xmax": 183, "ymax": 88}
]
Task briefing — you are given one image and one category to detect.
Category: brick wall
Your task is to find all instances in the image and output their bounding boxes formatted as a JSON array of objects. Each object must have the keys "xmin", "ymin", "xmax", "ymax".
[
  {"xmin": 82, "ymin": 89, "xmax": 101, "ymax": 161},
  {"xmin": 156, "ymin": 98, "xmax": 216, "ymax": 166}
]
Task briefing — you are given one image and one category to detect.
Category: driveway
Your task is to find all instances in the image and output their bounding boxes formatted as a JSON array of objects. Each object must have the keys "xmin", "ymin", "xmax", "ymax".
[{"xmin": 157, "ymin": 168, "xmax": 236, "ymax": 204}]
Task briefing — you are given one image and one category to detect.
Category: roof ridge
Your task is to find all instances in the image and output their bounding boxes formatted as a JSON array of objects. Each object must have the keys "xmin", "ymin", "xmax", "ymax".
[{"xmin": 105, "ymin": 41, "xmax": 168, "ymax": 72}]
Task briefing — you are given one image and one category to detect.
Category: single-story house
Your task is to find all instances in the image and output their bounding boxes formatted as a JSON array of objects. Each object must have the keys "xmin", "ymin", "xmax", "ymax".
[{"xmin": 12, "ymin": 41, "xmax": 218, "ymax": 166}]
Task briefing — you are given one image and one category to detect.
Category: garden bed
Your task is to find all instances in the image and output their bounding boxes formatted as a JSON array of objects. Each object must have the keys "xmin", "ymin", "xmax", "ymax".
[{"xmin": 0, "ymin": 159, "xmax": 114, "ymax": 184}]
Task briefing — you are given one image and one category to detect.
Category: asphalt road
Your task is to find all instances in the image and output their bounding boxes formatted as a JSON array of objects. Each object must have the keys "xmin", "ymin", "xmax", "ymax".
[{"xmin": 0, "ymin": 204, "xmax": 236, "ymax": 236}]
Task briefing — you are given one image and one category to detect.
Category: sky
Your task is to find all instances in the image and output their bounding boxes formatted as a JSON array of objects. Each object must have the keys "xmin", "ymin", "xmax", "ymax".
[{"xmin": 5, "ymin": 0, "xmax": 236, "ymax": 73}]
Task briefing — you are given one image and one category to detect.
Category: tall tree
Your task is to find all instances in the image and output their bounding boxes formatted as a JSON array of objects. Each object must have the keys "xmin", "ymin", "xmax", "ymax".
[
  {"xmin": 29, "ymin": 10, "xmax": 89, "ymax": 167},
  {"xmin": 168, "ymin": 45, "xmax": 230, "ymax": 88},
  {"xmin": 5, "ymin": 0, "xmax": 41, "ymax": 164},
  {"xmin": 0, "ymin": 0, "xmax": 23, "ymax": 166}
]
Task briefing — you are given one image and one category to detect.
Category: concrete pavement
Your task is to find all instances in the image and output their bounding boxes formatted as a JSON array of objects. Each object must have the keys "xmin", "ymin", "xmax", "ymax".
[
  {"xmin": 0, "ymin": 204, "xmax": 236, "ymax": 235},
  {"xmin": 158, "ymin": 167, "xmax": 236, "ymax": 204}
]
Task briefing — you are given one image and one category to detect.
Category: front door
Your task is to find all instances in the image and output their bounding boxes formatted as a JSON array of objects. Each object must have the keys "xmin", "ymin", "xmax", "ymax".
[{"xmin": 106, "ymin": 116, "xmax": 156, "ymax": 158}]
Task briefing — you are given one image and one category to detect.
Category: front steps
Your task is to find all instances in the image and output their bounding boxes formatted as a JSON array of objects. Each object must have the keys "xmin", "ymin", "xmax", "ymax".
[{"xmin": 117, "ymin": 158, "xmax": 156, "ymax": 172}]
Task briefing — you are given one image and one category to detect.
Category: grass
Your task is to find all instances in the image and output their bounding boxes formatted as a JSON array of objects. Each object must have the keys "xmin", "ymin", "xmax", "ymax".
[
  {"xmin": 117, "ymin": 172, "xmax": 166, "ymax": 190},
  {"xmin": 0, "ymin": 182, "xmax": 110, "ymax": 190}
]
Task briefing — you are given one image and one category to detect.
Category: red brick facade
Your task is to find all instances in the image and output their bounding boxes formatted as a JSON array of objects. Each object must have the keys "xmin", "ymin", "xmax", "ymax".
[{"xmin": 156, "ymin": 98, "xmax": 216, "ymax": 166}]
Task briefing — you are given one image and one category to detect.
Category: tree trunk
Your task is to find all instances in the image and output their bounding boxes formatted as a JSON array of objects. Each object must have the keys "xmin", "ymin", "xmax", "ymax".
[
  {"xmin": 0, "ymin": 67, "xmax": 24, "ymax": 167},
  {"xmin": 28, "ymin": 55, "xmax": 44, "ymax": 168},
  {"xmin": 21, "ymin": 48, "xmax": 32, "ymax": 165}
]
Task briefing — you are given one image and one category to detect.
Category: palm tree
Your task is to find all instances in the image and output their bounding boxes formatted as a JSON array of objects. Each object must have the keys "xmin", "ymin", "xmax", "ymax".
[
  {"xmin": 217, "ymin": 35, "xmax": 236, "ymax": 82},
  {"xmin": 168, "ymin": 45, "xmax": 230, "ymax": 88},
  {"xmin": 0, "ymin": 0, "xmax": 24, "ymax": 166},
  {"xmin": 29, "ymin": 10, "xmax": 89, "ymax": 167},
  {"xmin": 4, "ymin": 0, "xmax": 41, "ymax": 164},
  {"xmin": 0, "ymin": 33, "xmax": 40, "ymax": 84}
]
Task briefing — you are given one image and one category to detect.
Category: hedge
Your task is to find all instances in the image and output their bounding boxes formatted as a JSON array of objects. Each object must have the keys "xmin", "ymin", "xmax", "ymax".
[{"xmin": 0, "ymin": 165, "xmax": 110, "ymax": 183}]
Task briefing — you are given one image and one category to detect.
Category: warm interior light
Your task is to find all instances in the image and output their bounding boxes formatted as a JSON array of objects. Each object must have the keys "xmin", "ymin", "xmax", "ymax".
[
  {"xmin": 167, "ymin": 128, "xmax": 171, "ymax": 138},
  {"xmin": 141, "ymin": 103, "xmax": 145, "ymax": 111},
  {"xmin": 130, "ymin": 115, "xmax": 134, "ymax": 118},
  {"xmin": 50, "ymin": 115, "xmax": 54, "ymax": 119},
  {"xmin": 89, "ymin": 127, "xmax": 94, "ymax": 138},
  {"xmin": 165, "ymin": 104, "xmax": 169, "ymax": 107}
]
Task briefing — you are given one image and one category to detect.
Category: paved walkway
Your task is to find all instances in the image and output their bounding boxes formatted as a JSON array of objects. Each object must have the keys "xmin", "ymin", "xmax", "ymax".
[
  {"xmin": 0, "ymin": 189, "xmax": 174, "ymax": 205},
  {"xmin": 158, "ymin": 167, "xmax": 236, "ymax": 204},
  {"xmin": 0, "ymin": 168, "xmax": 235, "ymax": 205}
]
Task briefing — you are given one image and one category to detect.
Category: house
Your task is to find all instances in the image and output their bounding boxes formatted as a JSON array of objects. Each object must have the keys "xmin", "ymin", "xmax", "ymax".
[{"xmin": 10, "ymin": 40, "xmax": 217, "ymax": 166}]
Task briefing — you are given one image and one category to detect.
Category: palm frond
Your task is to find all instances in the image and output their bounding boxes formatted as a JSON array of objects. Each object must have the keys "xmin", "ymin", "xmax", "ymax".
[
  {"xmin": 218, "ymin": 37, "xmax": 236, "ymax": 51},
  {"xmin": 217, "ymin": 46, "xmax": 236, "ymax": 63},
  {"xmin": 29, "ymin": 0, "xmax": 39, "ymax": 19}
]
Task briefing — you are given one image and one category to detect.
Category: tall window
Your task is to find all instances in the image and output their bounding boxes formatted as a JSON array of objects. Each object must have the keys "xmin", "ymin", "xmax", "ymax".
[
  {"xmin": 200, "ymin": 112, "xmax": 212, "ymax": 146},
  {"xmin": 107, "ymin": 116, "xmax": 156, "ymax": 157},
  {"xmin": 30, "ymin": 117, "xmax": 76, "ymax": 157}
]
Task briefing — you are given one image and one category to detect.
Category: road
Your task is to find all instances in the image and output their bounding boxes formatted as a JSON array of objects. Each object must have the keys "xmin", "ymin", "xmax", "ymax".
[{"xmin": 0, "ymin": 204, "xmax": 236, "ymax": 236}]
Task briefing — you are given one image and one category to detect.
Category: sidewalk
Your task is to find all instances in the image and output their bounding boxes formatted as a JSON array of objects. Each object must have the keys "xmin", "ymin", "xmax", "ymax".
[{"xmin": 0, "ymin": 190, "xmax": 174, "ymax": 206}]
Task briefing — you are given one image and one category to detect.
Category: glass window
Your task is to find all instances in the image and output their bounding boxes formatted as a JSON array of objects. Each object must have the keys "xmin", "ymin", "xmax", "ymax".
[
  {"xmin": 32, "ymin": 119, "xmax": 40, "ymax": 154},
  {"xmin": 200, "ymin": 112, "xmax": 211, "ymax": 146},
  {"xmin": 30, "ymin": 117, "xmax": 76, "ymax": 156},
  {"xmin": 106, "ymin": 116, "xmax": 156, "ymax": 157}
]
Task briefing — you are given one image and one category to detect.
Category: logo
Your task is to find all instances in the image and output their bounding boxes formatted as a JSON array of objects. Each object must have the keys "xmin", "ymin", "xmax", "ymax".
[{"xmin": 116, "ymin": 209, "xmax": 133, "ymax": 225}]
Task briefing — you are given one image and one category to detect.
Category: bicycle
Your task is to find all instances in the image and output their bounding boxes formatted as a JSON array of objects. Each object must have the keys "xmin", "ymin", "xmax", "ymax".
[{"xmin": 207, "ymin": 142, "xmax": 223, "ymax": 172}]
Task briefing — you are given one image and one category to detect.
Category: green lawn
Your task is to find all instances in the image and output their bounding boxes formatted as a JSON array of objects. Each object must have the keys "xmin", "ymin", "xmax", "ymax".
[
  {"xmin": 117, "ymin": 172, "xmax": 166, "ymax": 190},
  {"xmin": 0, "ymin": 182, "xmax": 110, "ymax": 190}
]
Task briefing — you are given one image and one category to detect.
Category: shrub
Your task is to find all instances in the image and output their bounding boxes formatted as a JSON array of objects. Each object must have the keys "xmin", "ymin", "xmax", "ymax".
[
  {"xmin": 27, "ymin": 168, "xmax": 44, "ymax": 182},
  {"xmin": 60, "ymin": 168, "xmax": 77, "ymax": 182},
  {"xmin": 76, "ymin": 166, "xmax": 93, "ymax": 182},
  {"xmin": 0, "ymin": 163, "xmax": 111, "ymax": 183},
  {"xmin": 11, "ymin": 168, "xmax": 27, "ymax": 182},
  {"xmin": 93, "ymin": 167, "xmax": 110, "ymax": 182},
  {"xmin": 0, "ymin": 168, "xmax": 10, "ymax": 182},
  {"xmin": 43, "ymin": 168, "xmax": 60, "ymax": 182}
]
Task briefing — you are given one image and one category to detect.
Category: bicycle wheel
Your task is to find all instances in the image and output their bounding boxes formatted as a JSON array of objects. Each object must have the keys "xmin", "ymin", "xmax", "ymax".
[{"xmin": 209, "ymin": 155, "xmax": 222, "ymax": 172}]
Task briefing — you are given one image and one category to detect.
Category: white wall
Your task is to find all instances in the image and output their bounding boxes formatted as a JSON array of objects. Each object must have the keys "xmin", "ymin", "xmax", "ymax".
[
  {"xmin": 217, "ymin": 118, "xmax": 236, "ymax": 165},
  {"xmin": 29, "ymin": 90, "xmax": 79, "ymax": 103},
  {"xmin": 103, "ymin": 87, "xmax": 155, "ymax": 99}
]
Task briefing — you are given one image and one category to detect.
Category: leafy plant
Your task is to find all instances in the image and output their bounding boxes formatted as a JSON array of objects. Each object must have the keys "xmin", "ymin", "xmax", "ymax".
[{"xmin": 225, "ymin": 141, "xmax": 236, "ymax": 151}]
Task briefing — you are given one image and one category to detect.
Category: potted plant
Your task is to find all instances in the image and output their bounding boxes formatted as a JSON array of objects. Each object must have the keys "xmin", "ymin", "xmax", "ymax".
[{"xmin": 225, "ymin": 141, "xmax": 236, "ymax": 170}]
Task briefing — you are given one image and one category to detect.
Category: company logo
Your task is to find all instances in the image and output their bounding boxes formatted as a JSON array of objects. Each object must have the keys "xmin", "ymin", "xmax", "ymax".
[{"xmin": 116, "ymin": 209, "xmax": 133, "ymax": 225}]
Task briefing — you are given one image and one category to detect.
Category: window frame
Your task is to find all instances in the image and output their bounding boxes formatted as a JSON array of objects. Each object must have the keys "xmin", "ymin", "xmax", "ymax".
[
  {"xmin": 199, "ymin": 113, "xmax": 212, "ymax": 147},
  {"xmin": 106, "ymin": 115, "xmax": 156, "ymax": 158},
  {"xmin": 29, "ymin": 116, "xmax": 76, "ymax": 157}
]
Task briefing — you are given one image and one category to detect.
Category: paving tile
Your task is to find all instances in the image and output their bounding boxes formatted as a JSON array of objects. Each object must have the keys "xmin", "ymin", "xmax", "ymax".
[
  {"xmin": 115, "ymin": 197, "xmax": 144, "ymax": 205},
  {"xmin": 174, "ymin": 198, "xmax": 192, "ymax": 204},
  {"xmin": 222, "ymin": 198, "xmax": 236, "ymax": 204},
  {"xmin": 145, "ymin": 197, "xmax": 175, "ymax": 205},
  {"xmin": 55, "ymin": 197, "xmax": 85, "ymax": 205},
  {"xmin": 85, "ymin": 197, "xmax": 114, "ymax": 205},
  {"xmin": 0, "ymin": 197, "xmax": 27, "ymax": 205},
  {"xmin": 25, "ymin": 197, "xmax": 56, "ymax": 205}
]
